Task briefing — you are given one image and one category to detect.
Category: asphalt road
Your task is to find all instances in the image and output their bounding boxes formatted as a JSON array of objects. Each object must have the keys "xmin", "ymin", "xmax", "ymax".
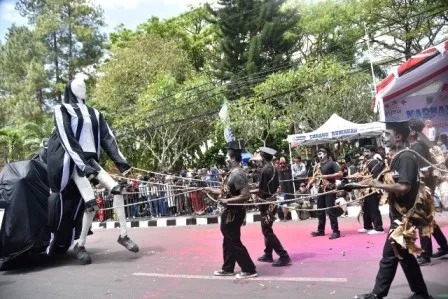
[{"xmin": 1, "ymin": 214, "xmax": 448, "ymax": 299}]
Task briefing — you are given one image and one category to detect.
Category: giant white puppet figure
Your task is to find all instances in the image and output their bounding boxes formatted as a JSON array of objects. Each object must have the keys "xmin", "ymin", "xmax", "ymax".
[{"xmin": 46, "ymin": 76, "xmax": 138, "ymax": 264}]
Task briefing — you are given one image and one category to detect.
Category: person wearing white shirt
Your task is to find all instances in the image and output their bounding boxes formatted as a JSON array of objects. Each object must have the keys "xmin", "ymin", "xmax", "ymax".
[{"xmin": 292, "ymin": 156, "xmax": 307, "ymax": 190}]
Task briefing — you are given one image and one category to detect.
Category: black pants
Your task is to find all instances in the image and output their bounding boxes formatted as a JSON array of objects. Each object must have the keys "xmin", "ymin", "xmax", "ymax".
[
  {"xmin": 260, "ymin": 210, "xmax": 288, "ymax": 258},
  {"xmin": 372, "ymin": 227, "xmax": 429, "ymax": 297},
  {"xmin": 362, "ymin": 194, "xmax": 384, "ymax": 231},
  {"xmin": 220, "ymin": 208, "xmax": 256, "ymax": 273},
  {"xmin": 317, "ymin": 192, "xmax": 339, "ymax": 233},
  {"xmin": 419, "ymin": 223, "xmax": 448, "ymax": 258}
]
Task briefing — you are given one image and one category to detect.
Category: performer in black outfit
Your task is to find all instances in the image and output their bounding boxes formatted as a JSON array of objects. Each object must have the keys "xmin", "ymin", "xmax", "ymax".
[
  {"xmin": 408, "ymin": 118, "xmax": 448, "ymax": 266},
  {"xmin": 204, "ymin": 141, "xmax": 257, "ymax": 279},
  {"xmin": 307, "ymin": 148, "xmax": 343, "ymax": 240},
  {"xmin": 355, "ymin": 121, "xmax": 431, "ymax": 299},
  {"xmin": 351, "ymin": 146, "xmax": 385, "ymax": 234},
  {"xmin": 254, "ymin": 147, "xmax": 291, "ymax": 267}
]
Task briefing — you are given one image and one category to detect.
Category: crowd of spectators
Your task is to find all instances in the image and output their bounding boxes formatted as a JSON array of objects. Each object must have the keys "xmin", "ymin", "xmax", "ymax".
[{"xmin": 92, "ymin": 147, "xmax": 387, "ymax": 222}]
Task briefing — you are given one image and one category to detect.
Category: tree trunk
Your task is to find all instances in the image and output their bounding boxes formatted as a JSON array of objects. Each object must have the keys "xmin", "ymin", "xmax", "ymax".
[
  {"xmin": 68, "ymin": 3, "xmax": 73, "ymax": 79},
  {"xmin": 53, "ymin": 32, "xmax": 61, "ymax": 103}
]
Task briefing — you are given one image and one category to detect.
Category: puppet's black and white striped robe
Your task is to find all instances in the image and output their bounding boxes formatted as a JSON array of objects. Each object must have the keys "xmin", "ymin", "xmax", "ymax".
[{"xmin": 46, "ymin": 102, "xmax": 130, "ymax": 255}]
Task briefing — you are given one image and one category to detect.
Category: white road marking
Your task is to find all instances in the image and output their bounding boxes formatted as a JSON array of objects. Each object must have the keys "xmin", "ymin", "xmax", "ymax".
[{"xmin": 133, "ymin": 272, "xmax": 347, "ymax": 283}]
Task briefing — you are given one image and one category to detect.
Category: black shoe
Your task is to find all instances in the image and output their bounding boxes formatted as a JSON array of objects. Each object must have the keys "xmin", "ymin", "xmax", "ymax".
[
  {"xmin": 407, "ymin": 294, "xmax": 433, "ymax": 299},
  {"xmin": 257, "ymin": 254, "xmax": 274, "ymax": 263},
  {"xmin": 73, "ymin": 244, "xmax": 92, "ymax": 265},
  {"xmin": 213, "ymin": 270, "xmax": 234, "ymax": 276},
  {"xmin": 272, "ymin": 256, "xmax": 292, "ymax": 267},
  {"xmin": 329, "ymin": 232, "xmax": 341, "ymax": 240},
  {"xmin": 431, "ymin": 248, "xmax": 448, "ymax": 259},
  {"xmin": 416, "ymin": 256, "xmax": 431, "ymax": 266},
  {"xmin": 85, "ymin": 199, "xmax": 99, "ymax": 212},
  {"xmin": 311, "ymin": 231, "xmax": 325, "ymax": 237},
  {"xmin": 235, "ymin": 271, "xmax": 258, "ymax": 279},
  {"xmin": 354, "ymin": 293, "xmax": 382, "ymax": 299},
  {"xmin": 117, "ymin": 235, "xmax": 139, "ymax": 253}
]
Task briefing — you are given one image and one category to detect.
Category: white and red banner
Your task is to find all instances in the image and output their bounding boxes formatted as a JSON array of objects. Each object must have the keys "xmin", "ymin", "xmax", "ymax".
[
  {"xmin": 375, "ymin": 40, "xmax": 448, "ymax": 128},
  {"xmin": 383, "ymin": 91, "xmax": 448, "ymax": 133}
]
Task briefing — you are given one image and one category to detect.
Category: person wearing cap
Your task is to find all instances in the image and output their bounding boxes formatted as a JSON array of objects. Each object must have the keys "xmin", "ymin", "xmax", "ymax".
[
  {"xmin": 355, "ymin": 120, "xmax": 431, "ymax": 299},
  {"xmin": 203, "ymin": 141, "xmax": 257, "ymax": 279},
  {"xmin": 253, "ymin": 147, "xmax": 292, "ymax": 267},
  {"xmin": 307, "ymin": 148, "xmax": 343, "ymax": 240},
  {"xmin": 408, "ymin": 118, "xmax": 448, "ymax": 266}
]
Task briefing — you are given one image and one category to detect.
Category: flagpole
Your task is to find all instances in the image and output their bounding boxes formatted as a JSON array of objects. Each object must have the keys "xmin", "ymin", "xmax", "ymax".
[{"xmin": 364, "ymin": 22, "xmax": 379, "ymax": 115}]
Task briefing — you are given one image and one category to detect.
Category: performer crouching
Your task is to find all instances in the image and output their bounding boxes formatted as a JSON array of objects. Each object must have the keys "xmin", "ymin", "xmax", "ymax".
[
  {"xmin": 46, "ymin": 76, "xmax": 138, "ymax": 265},
  {"xmin": 204, "ymin": 141, "xmax": 257, "ymax": 279},
  {"xmin": 253, "ymin": 147, "xmax": 291, "ymax": 267}
]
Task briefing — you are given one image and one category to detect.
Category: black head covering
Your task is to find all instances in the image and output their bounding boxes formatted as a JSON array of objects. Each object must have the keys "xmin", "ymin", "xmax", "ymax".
[{"xmin": 225, "ymin": 139, "xmax": 245, "ymax": 151}]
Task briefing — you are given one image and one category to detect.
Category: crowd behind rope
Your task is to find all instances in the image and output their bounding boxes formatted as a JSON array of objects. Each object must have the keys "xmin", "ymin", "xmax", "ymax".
[{"xmin": 92, "ymin": 142, "xmax": 448, "ymax": 223}]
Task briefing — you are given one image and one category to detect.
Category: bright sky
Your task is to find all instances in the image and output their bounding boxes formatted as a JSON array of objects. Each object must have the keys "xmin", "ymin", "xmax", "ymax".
[{"xmin": 0, "ymin": 0, "xmax": 210, "ymax": 41}]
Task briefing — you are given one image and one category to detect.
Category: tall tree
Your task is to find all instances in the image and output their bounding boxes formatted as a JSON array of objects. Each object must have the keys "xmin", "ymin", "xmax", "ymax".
[
  {"xmin": 208, "ymin": 0, "xmax": 299, "ymax": 98},
  {"xmin": 134, "ymin": 7, "xmax": 217, "ymax": 72},
  {"xmin": 16, "ymin": 0, "xmax": 106, "ymax": 103},
  {"xmin": 293, "ymin": 0, "xmax": 365, "ymax": 64},
  {"xmin": 0, "ymin": 25, "xmax": 47, "ymax": 126},
  {"xmin": 362, "ymin": 0, "xmax": 448, "ymax": 60},
  {"xmin": 93, "ymin": 33, "xmax": 221, "ymax": 170}
]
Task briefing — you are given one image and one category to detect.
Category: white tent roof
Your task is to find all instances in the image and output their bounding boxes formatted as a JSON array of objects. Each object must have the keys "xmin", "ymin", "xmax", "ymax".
[{"xmin": 287, "ymin": 113, "xmax": 385, "ymax": 146}]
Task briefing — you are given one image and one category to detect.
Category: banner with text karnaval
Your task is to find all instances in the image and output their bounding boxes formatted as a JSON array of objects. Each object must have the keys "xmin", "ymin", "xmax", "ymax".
[{"xmin": 383, "ymin": 91, "xmax": 448, "ymax": 134}]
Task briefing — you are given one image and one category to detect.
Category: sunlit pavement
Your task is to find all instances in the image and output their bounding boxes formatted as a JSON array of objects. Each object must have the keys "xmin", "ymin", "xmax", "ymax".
[{"xmin": 1, "ymin": 213, "xmax": 448, "ymax": 299}]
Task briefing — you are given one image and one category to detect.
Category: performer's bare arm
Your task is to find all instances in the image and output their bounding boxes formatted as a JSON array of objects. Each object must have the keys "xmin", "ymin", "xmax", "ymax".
[
  {"xmin": 250, "ymin": 189, "xmax": 259, "ymax": 194},
  {"xmin": 202, "ymin": 187, "xmax": 222, "ymax": 195},
  {"xmin": 223, "ymin": 186, "xmax": 251, "ymax": 204},
  {"xmin": 323, "ymin": 171, "xmax": 343, "ymax": 180},
  {"xmin": 369, "ymin": 179, "xmax": 410, "ymax": 195}
]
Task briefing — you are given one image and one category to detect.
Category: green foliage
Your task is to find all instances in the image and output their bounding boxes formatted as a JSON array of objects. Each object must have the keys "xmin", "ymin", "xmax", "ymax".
[
  {"xmin": 0, "ymin": 119, "xmax": 53, "ymax": 166},
  {"xmin": 93, "ymin": 33, "xmax": 221, "ymax": 171},
  {"xmin": 0, "ymin": 25, "xmax": 48, "ymax": 126},
  {"xmin": 16, "ymin": 0, "xmax": 106, "ymax": 103},
  {"xmin": 294, "ymin": 0, "xmax": 365, "ymax": 64},
  {"xmin": 228, "ymin": 59, "xmax": 375, "ymax": 152},
  {"xmin": 208, "ymin": 0, "xmax": 299, "ymax": 98},
  {"xmin": 109, "ymin": 7, "xmax": 217, "ymax": 73},
  {"xmin": 361, "ymin": 0, "xmax": 448, "ymax": 59},
  {"xmin": 3, "ymin": 0, "xmax": 448, "ymax": 169}
]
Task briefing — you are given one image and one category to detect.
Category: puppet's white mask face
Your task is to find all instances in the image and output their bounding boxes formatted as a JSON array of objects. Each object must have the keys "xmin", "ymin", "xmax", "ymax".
[
  {"xmin": 71, "ymin": 78, "xmax": 86, "ymax": 102},
  {"xmin": 381, "ymin": 130, "xmax": 396, "ymax": 148}
]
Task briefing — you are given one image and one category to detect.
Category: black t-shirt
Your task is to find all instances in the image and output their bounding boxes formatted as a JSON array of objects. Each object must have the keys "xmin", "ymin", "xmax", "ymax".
[
  {"xmin": 410, "ymin": 142, "xmax": 436, "ymax": 191},
  {"xmin": 320, "ymin": 160, "xmax": 340, "ymax": 184},
  {"xmin": 366, "ymin": 159, "xmax": 384, "ymax": 179},
  {"xmin": 278, "ymin": 164, "xmax": 294, "ymax": 199},
  {"xmin": 259, "ymin": 163, "xmax": 279, "ymax": 200},
  {"xmin": 227, "ymin": 168, "xmax": 248, "ymax": 197},
  {"xmin": 389, "ymin": 151, "xmax": 419, "ymax": 220},
  {"xmin": 410, "ymin": 141, "xmax": 432, "ymax": 168}
]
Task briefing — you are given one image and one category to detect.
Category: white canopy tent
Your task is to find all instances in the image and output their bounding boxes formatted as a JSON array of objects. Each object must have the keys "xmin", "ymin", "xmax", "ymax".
[{"xmin": 287, "ymin": 114, "xmax": 385, "ymax": 146}]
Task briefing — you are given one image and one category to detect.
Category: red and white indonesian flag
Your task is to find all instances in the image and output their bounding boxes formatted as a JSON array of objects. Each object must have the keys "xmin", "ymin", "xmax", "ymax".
[{"xmin": 374, "ymin": 40, "xmax": 448, "ymax": 121}]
